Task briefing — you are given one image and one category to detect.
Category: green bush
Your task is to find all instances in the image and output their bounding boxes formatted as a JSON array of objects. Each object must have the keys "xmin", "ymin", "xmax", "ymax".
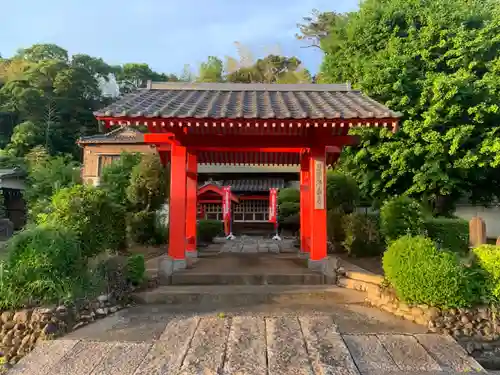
[
  {"xmin": 126, "ymin": 210, "xmax": 157, "ymax": 245},
  {"xmin": 326, "ymin": 171, "xmax": 359, "ymax": 213},
  {"xmin": 380, "ymin": 196, "xmax": 425, "ymax": 243},
  {"xmin": 100, "ymin": 152, "xmax": 142, "ymax": 207},
  {"xmin": 342, "ymin": 213, "xmax": 384, "ymax": 257},
  {"xmin": 278, "ymin": 188, "xmax": 299, "ymax": 204},
  {"xmin": 473, "ymin": 244, "xmax": 500, "ymax": 301},
  {"xmin": 126, "ymin": 254, "xmax": 146, "ymax": 285},
  {"xmin": 127, "ymin": 153, "xmax": 166, "ymax": 211},
  {"xmin": 279, "ymin": 202, "xmax": 300, "ymax": 218},
  {"xmin": 279, "ymin": 214, "xmax": 300, "ymax": 235},
  {"xmin": 39, "ymin": 184, "xmax": 126, "ymax": 258},
  {"xmin": 383, "ymin": 235, "xmax": 476, "ymax": 308},
  {"xmin": 0, "ymin": 224, "xmax": 90, "ymax": 308},
  {"xmin": 197, "ymin": 219, "xmax": 223, "ymax": 243},
  {"xmin": 327, "ymin": 209, "xmax": 345, "ymax": 252},
  {"xmin": 424, "ymin": 217, "xmax": 469, "ymax": 253}
]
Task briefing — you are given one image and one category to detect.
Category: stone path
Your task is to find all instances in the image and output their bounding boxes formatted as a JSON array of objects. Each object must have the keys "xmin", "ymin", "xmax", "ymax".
[
  {"xmin": 9, "ymin": 314, "xmax": 486, "ymax": 375},
  {"xmin": 213, "ymin": 235, "xmax": 297, "ymax": 253}
]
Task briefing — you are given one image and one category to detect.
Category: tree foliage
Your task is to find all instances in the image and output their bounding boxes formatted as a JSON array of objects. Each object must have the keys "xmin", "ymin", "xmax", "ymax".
[
  {"xmin": 23, "ymin": 146, "xmax": 81, "ymax": 221},
  {"xmin": 316, "ymin": 0, "xmax": 500, "ymax": 213}
]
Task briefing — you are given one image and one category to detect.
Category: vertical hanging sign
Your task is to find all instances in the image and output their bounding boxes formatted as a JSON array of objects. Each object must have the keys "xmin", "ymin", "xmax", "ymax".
[
  {"xmin": 268, "ymin": 188, "xmax": 278, "ymax": 224},
  {"xmin": 314, "ymin": 160, "xmax": 325, "ymax": 209},
  {"xmin": 222, "ymin": 186, "xmax": 232, "ymax": 235}
]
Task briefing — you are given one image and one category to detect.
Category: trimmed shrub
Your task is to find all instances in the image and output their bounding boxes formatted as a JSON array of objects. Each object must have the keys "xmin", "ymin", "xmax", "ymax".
[
  {"xmin": 383, "ymin": 235, "xmax": 476, "ymax": 308},
  {"xmin": 380, "ymin": 196, "xmax": 425, "ymax": 243},
  {"xmin": 472, "ymin": 244, "xmax": 500, "ymax": 301},
  {"xmin": 279, "ymin": 202, "xmax": 300, "ymax": 218},
  {"xmin": 424, "ymin": 217, "xmax": 469, "ymax": 253},
  {"xmin": 1, "ymin": 224, "xmax": 89, "ymax": 308},
  {"xmin": 278, "ymin": 188, "xmax": 300, "ymax": 204},
  {"xmin": 327, "ymin": 209, "xmax": 345, "ymax": 252},
  {"xmin": 198, "ymin": 219, "xmax": 223, "ymax": 243},
  {"xmin": 279, "ymin": 214, "xmax": 300, "ymax": 235},
  {"xmin": 342, "ymin": 213, "xmax": 384, "ymax": 257},
  {"xmin": 39, "ymin": 184, "xmax": 126, "ymax": 258},
  {"xmin": 326, "ymin": 171, "xmax": 359, "ymax": 213},
  {"xmin": 126, "ymin": 254, "xmax": 146, "ymax": 285}
]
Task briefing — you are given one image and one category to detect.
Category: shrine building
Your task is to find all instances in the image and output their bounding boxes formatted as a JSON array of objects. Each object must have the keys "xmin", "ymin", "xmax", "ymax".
[
  {"xmin": 78, "ymin": 125, "xmax": 299, "ymax": 234},
  {"xmin": 93, "ymin": 82, "xmax": 401, "ymax": 271}
]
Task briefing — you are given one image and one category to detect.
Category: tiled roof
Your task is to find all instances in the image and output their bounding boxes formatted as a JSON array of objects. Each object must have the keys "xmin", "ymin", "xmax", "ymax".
[
  {"xmin": 94, "ymin": 82, "xmax": 402, "ymax": 120},
  {"xmin": 78, "ymin": 126, "xmax": 144, "ymax": 144},
  {"xmin": 223, "ymin": 178, "xmax": 285, "ymax": 192}
]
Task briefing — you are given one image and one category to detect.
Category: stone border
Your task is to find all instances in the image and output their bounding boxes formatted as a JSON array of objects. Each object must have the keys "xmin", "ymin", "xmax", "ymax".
[{"xmin": 0, "ymin": 294, "xmax": 130, "ymax": 368}]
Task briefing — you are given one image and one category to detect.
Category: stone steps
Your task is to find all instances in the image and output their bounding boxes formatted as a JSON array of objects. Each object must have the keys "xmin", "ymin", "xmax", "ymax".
[
  {"xmin": 132, "ymin": 285, "xmax": 341, "ymax": 305},
  {"xmin": 170, "ymin": 272, "xmax": 324, "ymax": 285}
]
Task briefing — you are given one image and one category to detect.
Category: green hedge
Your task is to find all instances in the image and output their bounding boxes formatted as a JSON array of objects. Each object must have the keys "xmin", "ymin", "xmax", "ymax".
[
  {"xmin": 424, "ymin": 217, "xmax": 469, "ymax": 253},
  {"xmin": 383, "ymin": 235, "xmax": 477, "ymax": 308},
  {"xmin": 198, "ymin": 220, "xmax": 223, "ymax": 243},
  {"xmin": 380, "ymin": 196, "xmax": 425, "ymax": 243},
  {"xmin": 342, "ymin": 213, "xmax": 384, "ymax": 257},
  {"xmin": 472, "ymin": 244, "xmax": 500, "ymax": 301}
]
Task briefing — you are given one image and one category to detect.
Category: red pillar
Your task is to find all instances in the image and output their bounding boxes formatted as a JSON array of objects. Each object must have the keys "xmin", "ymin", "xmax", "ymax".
[
  {"xmin": 186, "ymin": 150, "xmax": 198, "ymax": 257},
  {"xmin": 300, "ymin": 150, "xmax": 310, "ymax": 254},
  {"xmin": 308, "ymin": 146, "xmax": 327, "ymax": 268},
  {"xmin": 168, "ymin": 144, "xmax": 187, "ymax": 266}
]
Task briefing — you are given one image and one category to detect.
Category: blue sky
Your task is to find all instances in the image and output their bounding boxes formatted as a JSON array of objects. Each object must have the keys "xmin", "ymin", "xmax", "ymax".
[{"xmin": 1, "ymin": 0, "xmax": 359, "ymax": 76}]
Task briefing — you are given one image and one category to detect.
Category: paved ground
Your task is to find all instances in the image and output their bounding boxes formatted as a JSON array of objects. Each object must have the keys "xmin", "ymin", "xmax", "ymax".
[{"xmin": 9, "ymin": 300, "xmax": 486, "ymax": 375}]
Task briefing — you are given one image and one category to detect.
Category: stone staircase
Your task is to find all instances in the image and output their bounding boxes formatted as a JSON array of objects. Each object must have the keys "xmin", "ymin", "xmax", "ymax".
[{"xmin": 336, "ymin": 259, "xmax": 384, "ymax": 299}]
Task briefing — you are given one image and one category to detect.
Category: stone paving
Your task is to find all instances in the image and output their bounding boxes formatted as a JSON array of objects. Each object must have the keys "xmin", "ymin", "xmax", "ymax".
[
  {"xmin": 9, "ymin": 312, "xmax": 486, "ymax": 375},
  {"xmin": 213, "ymin": 235, "xmax": 297, "ymax": 253}
]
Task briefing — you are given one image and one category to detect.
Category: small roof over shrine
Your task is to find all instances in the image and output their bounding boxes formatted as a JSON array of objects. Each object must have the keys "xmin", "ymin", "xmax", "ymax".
[
  {"xmin": 95, "ymin": 82, "xmax": 401, "ymax": 121},
  {"xmin": 94, "ymin": 82, "xmax": 402, "ymax": 166}
]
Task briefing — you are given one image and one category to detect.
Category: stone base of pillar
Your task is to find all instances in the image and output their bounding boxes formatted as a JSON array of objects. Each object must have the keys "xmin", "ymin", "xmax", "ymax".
[
  {"xmin": 158, "ymin": 256, "xmax": 187, "ymax": 284},
  {"xmin": 186, "ymin": 250, "xmax": 198, "ymax": 258},
  {"xmin": 307, "ymin": 258, "xmax": 326, "ymax": 272}
]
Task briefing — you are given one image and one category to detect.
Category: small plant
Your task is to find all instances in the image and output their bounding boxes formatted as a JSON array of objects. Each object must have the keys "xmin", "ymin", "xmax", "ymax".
[
  {"xmin": 126, "ymin": 254, "xmax": 146, "ymax": 286},
  {"xmin": 383, "ymin": 235, "xmax": 477, "ymax": 308},
  {"xmin": 380, "ymin": 196, "xmax": 425, "ymax": 243}
]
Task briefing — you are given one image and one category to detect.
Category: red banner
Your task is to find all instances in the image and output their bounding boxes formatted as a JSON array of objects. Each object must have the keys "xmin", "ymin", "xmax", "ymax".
[
  {"xmin": 268, "ymin": 188, "xmax": 278, "ymax": 224},
  {"xmin": 222, "ymin": 186, "xmax": 231, "ymax": 235}
]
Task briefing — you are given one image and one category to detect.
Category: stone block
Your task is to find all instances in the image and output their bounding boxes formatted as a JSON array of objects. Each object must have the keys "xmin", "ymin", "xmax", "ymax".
[
  {"xmin": 469, "ymin": 216, "xmax": 486, "ymax": 247},
  {"xmin": 158, "ymin": 256, "xmax": 186, "ymax": 284}
]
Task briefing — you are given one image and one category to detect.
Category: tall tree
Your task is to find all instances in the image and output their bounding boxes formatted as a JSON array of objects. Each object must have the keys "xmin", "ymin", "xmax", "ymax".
[
  {"xmin": 224, "ymin": 43, "xmax": 312, "ymax": 84},
  {"xmin": 318, "ymin": 0, "xmax": 500, "ymax": 214},
  {"xmin": 197, "ymin": 56, "xmax": 224, "ymax": 83},
  {"xmin": 0, "ymin": 44, "xmax": 115, "ymax": 158},
  {"xmin": 114, "ymin": 63, "xmax": 179, "ymax": 93}
]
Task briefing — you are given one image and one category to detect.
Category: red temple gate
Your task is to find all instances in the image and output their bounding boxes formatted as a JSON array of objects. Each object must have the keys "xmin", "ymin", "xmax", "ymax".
[{"xmin": 95, "ymin": 82, "xmax": 401, "ymax": 271}]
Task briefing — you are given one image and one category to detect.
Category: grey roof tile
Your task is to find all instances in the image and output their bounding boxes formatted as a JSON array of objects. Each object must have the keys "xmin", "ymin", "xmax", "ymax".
[
  {"xmin": 78, "ymin": 126, "xmax": 144, "ymax": 144},
  {"xmin": 94, "ymin": 83, "xmax": 402, "ymax": 120},
  {"xmin": 223, "ymin": 178, "xmax": 285, "ymax": 192}
]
